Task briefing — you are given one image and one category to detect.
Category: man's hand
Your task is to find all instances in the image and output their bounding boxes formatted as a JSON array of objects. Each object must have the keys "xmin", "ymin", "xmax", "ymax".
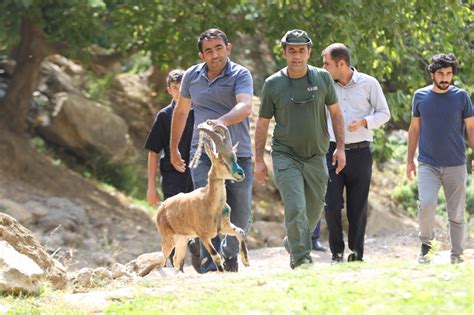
[
  {"xmin": 208, "ymin": 118, "xmax": 226, "ymax": 127},
  {"xmin": 348, "ymin": 118, "xmax": 367, "ymax": 132},
  {"xmin": 254, "ymin": 160, "xmax": 268, "ymax": 185},
  {"xmin": 406, "ymin": 161, "xmax": 417, "ymax": 181},
  {"xmin": 332, "ymin": 148, "xmax": 346, "ymax": 174},
  {"xmin": 170, "ymin": 149, "xmax": 186, "ymax": 173},
  {"xmin": 147, "ymin": 188, "xmax": 160, "ymax": 206}
]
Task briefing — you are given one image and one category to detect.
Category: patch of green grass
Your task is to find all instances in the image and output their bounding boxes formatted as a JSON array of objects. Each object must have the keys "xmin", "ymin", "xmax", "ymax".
[{"xmin": 105, "ymin": 262, "xmax": 472, "ymax": 315}]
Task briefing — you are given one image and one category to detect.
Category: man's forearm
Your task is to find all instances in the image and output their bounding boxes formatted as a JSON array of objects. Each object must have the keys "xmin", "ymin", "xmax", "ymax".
[
  {"xmin": 170, "ymin": 110, "xmax": 188, "ymax": 151},
  {"xmin": 147, "ymin": 152, "xmax": 158, "ymax": 188},
  {"xmin": 466, "ymin": 123, "xmax": 474, "ymax": 150},
  {"xmin": 331, "ymin": 112, "xmax": 345, "ymax": 149},
  {"xmin": 218, "ymin": 94, "xmax": 252, "ymax": 126},
  {"xmin": 406, "ymin": 129, "xmax": 419, "ymax": 162},
  {"xmin": 255, "ymin": 117, "xmax": 270, "ymax": 162}
]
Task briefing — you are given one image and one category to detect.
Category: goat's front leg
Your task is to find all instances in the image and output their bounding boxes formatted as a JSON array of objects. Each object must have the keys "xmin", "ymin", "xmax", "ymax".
[
  {"xmin": 220, "ymin": 217, "xmax": 250, "ymax": 268},
  {"xmin": 200, "ymin": 237, "xmax": 224, "ymax": 272}
]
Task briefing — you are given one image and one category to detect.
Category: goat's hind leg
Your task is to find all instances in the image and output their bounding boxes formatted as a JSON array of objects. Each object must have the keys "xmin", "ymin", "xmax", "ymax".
[
  {"xmin": 172, "ymin": 236, "xmax": 188, "ymax": 273},
  {"xmin": 220, "ymin": 219, "xmax": 250, "ymax": 267},
  {"xmin": 200, "ymin": 237, "xmax": 224, "ymax": 272}
]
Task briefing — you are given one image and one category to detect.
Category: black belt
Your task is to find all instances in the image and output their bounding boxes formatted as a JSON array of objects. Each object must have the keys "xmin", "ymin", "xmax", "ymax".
[{"xmin": 344, "ymin": 141, "xmax": 370, "ymax": 150}]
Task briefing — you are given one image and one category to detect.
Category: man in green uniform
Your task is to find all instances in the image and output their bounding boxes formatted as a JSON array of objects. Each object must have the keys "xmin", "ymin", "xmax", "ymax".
[{"xmin": 254, "ymin": 29, "xmax": 346, "ymax": 269}]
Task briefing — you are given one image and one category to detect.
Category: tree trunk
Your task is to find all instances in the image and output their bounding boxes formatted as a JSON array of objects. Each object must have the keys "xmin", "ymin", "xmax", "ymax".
[{"xmin": 0, "ymin": 17, "xmax": 59, "ymax": 133}]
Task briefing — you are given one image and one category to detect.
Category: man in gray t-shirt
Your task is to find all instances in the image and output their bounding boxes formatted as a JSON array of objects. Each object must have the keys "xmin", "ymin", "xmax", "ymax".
[{"xmin": 170, "ymin": 28, "xmax": 253, "ymax": 273}]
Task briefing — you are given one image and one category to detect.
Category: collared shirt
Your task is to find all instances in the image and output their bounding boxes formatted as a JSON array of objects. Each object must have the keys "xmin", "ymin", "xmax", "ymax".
[
  {"xmin": 327, "ymin": 68, "xmax": 390, "ymax": 143},
  {"xmin": 180, "ymin": 59, "xmax": 253, "ymax": 157}
]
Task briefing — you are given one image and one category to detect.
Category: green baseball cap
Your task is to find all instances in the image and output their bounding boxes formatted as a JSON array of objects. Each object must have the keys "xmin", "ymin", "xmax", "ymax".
[{"xmin": 281, "ymin": 29, "xmax": 313, "ymax": 46}]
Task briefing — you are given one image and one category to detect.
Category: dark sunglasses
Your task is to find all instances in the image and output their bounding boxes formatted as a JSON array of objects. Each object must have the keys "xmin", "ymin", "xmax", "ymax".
[{"xmin": 288, "ymin": 71, "xmax": 315, "ymax": 104}]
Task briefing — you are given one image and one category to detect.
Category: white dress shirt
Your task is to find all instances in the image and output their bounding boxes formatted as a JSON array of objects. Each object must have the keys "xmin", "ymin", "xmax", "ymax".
[{"xmin": 328, "ymin": 68, "xmax": 391, "ymax": 143}]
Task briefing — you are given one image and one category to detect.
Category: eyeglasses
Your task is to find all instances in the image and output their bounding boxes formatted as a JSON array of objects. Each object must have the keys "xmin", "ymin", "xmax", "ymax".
[{"xmin": 288, "ymin": 71, "xmax": 315, "ymax": 104}]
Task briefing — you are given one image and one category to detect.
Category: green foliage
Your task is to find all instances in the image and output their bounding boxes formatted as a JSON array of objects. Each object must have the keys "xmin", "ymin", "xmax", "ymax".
[
  {"xmin": 88, "ymin": 156, "xmax": 146, "ymax": 199},
  {"xmin": 392, "ymin": 167, "xmax": 474, "ymax": 218},
  {"xmin": 84, "ymin": 72, "xmax": 115, "ymax": 101},
  {"xmin": 371, "ymin": 129, "xmax": 394, "ymax": 164},
  {"xmin": 254, "ymin": 0, "xmax": 472, "ymax": 125},
  {"xmin": 392, "ymin": 177, "xmax": 419, "ymax": 217}
]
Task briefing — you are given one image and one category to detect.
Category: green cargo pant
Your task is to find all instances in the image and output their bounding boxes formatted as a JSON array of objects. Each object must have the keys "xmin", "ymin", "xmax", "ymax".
[{"xmin": 272, "ymin": 152, "xmax": 329, "ymax": 263}]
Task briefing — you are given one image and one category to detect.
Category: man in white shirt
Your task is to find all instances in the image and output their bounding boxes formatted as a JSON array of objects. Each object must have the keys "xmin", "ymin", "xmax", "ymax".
[{"xmin": 321, "ymin": 43, "xmax": 391, "ymax": 263}]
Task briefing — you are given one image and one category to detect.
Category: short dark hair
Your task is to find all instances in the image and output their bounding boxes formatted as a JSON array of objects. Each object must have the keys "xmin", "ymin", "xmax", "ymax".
[
  {"xmin": 321, "ymin": 43, "xmax": 351, "ymax": 66},
  {"xmin": 197, "ymin": 28, "xmax": 229, "ymax": 53},
  {"xmin": 166, "ymin": 69, "xmax": 184, "ymax": 87},
  {"xmin": 428, "ymin": 53, "xmax": 458, "ymax": 74}
]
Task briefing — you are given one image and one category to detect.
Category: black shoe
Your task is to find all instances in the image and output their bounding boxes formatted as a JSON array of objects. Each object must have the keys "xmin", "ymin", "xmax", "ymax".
[
  {"xmin": 418, "ymin": 243, "xmax": 432, "ymax": 264},
  {"xmin": 347, "ymin": 252, "xmax": 363, "ymax": 262},
  {"xmin": 223, "ymin": 256, "xmax": 238, "ymax": 272},
  {"xmin": 188, "ymin": 238, "xmax": 202, "ymax": 273},
  {"xmin": 283, "ymin": 236, "xmax": 290, "ymax": 254},
  {"xmin": 331, "ymin": 253, "xmax": 343, "ymax": 265},
  {"xmin": 290, "ymin": 255, "xmax": 313, "ymax": 269},
  {"xmin": 450, "ymin": 254, "xmax": 464, "ymax": 264},
  {"xmin": 312, "ymin": 240, "xmax": 327, "ymax": 252}
]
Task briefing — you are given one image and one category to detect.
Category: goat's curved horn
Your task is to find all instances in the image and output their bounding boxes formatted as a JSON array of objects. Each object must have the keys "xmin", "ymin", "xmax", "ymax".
[
  {"xmin": 211, "ymin": 124, "xmax": 233, "ymax": 150},
  {"xmin": 197, "ymin": 125, "xmax": 229, "ymax": 154}
]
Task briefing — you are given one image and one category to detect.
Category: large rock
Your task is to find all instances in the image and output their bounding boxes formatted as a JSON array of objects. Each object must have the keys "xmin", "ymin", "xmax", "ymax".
[
  {"xmin": 0, "ymin": 213, "xmax": 67, "ymax": 289},
  {"xmin": 108, "ymin": 73, "xmax": 157, "ymax": 150},
  {"xmin": 0, "ymin": 199, "xmax": 34, "ymax": 226},
  {"xmin": 126, "ymin": 252, "xmax": 164, "ymax": 277},
  {"xmin": 0, "ymin": 241, "xmax": 44, "ymax": 294},
  {"xmin": 247, "ymin": 221, "xmax": 286, "ymax": 249},
  {"xmin": 37, "ymin": 92, "xmax": 135, "ymax": 163}
]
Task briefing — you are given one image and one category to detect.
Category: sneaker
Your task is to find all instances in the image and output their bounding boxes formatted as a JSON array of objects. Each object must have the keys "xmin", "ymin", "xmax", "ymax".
[
  {"xmin": 418, "ymin": 243, "xmax": 432, "ymax": 264},
  {"xmin": 450, "ymin": 255, "xmax": 464, "ymax": 264},
  {"xmin": 290, "ymin": 255, "xmax": 313, "ymax": 269},
  {"xmin": 223, "ymin": 256, "xmax": 238, "ymax": 272},
  {"xmin": 331, "ymin": 253, "xmax": 343, "ymax": 265},
  {"xmin": 283, "ymin": 236, "xmax": 290, "ymax": 254},
  {"xmin": 312, "ymin": 239, "xmax": 327, "ymax": 252},
  {"xmin": 188, "ymin": 238, "xmax": 202, "ymax": 273}
]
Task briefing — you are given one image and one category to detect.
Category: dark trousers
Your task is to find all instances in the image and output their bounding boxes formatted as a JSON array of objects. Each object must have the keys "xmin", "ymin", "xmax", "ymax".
[
  {"xmin": 162, "ymin": 169, "xmax": 194, "ymax": 199},
  {"xmin": 324, "ymin": 142, "xmax": 372, "ymax": 259},
  {"xmin": 311, "ymin": 220, "xmax": 321, "ymax": 241}
]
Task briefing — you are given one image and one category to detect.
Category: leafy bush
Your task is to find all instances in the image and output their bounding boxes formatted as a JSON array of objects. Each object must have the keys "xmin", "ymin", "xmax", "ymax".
[
  {"xmin": 392, "ymin": 167, "xmax": 474, "ymax": 219},
  {"xmin": 88, "ymin": 155, "xmax": 147, "ymax": 199}
]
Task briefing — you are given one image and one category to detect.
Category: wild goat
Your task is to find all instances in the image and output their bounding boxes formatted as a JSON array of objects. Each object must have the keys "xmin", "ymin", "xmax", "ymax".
[{"xmin": 154, "ymin": 120, "xmax": 249, "ymax": 272}]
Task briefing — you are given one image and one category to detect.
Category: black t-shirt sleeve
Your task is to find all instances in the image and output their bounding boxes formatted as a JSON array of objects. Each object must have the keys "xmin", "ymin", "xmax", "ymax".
[{"xmin": 144, "ymin": 112, "xmax": 167, "ymax": 153}]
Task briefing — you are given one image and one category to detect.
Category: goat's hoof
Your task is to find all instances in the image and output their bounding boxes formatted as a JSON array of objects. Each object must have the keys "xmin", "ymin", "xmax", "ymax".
[{"xmin": 217, "ymin": 264, "xmax": 224, "ymax": 272}]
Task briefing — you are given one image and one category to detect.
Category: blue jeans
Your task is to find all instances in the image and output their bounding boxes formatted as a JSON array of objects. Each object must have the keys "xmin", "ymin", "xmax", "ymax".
[{"xmin": 190, "ymin": 154, "xmax": 253, "ymax": 272}]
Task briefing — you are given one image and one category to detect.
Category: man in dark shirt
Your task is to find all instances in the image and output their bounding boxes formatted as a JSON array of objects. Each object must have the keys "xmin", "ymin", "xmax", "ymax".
[{"xmin": 144, "ymin": 69, "xmax": 199, "ymax": 271}]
